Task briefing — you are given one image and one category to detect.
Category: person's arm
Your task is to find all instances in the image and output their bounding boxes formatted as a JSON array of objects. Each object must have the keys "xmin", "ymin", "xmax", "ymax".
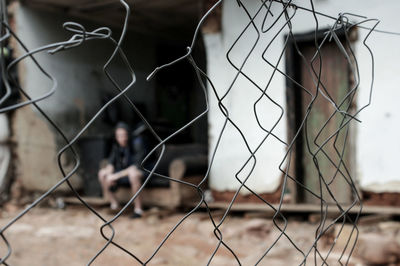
[{"xmin": 108, "ymin": 167, "xmax": 130, "ymax": 181}]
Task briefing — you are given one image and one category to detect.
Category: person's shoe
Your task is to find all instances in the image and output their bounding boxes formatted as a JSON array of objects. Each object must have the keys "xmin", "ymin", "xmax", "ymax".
[
  {"xmin": 110, "ymin": 202, "xmax": 119, "ymax": 211},
  {"xmin": 108, "ymin": 202, "xmax": 120, "ymax": 214},
  {"xmin": 130, "ymin": 209, "xmax": 143, "ymax": 219}
]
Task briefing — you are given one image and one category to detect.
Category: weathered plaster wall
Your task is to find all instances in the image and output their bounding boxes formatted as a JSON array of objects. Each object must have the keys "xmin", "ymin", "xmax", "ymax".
[
  {"xmin": 0, "ymin": 114, "xmax": 11, "ymax": 201},
  {"xmin": 13, "ymin": 5, "xmax": 157, "ymax": 192},
  {"xmin": 204, "ymin": 0, "xmax": 400, "ymax": 194},
  {"xmin": 12, "ymin": 1, "xmax": 400, "ymax": 194},
  {"xmin": 204, "ymin": 2, "xmax": 288, "ymax": 194}
]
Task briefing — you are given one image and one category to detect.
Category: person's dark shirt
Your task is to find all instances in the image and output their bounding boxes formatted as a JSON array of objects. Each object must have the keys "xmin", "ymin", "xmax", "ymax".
[
  {"xmin": 107, "ymin": 135, "xmax": 151, "ymax": 171},
  {"xmin": 107, "ymin": 144, "xmax": 134, "ymax": 171}
]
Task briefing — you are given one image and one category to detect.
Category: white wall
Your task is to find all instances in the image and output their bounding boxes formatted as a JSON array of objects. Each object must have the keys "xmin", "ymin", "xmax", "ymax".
[
  {"xmin": 205, "ymin": 2, "xmax": 288, "ymax": 194},
  {"xmin": 0, "ymin": 114, "xmax": 10, "ymax": 197},
  {"xmin": 205, "ymin": 0, "xmax": 400, "ymax": 194}
]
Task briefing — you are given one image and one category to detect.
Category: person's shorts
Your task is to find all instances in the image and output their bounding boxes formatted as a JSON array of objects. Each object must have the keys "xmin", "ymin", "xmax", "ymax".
[{"xmin": 109, "ymin": 176, "xmax": 131, "ymax": 192}]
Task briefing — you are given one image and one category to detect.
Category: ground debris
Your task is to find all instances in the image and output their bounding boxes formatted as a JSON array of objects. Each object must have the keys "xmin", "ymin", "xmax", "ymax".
[
  {"xmin": 354, "ymin": 232, "xmax": 400, "ymax": 265},
  {"xmin": 0, "ymin": 206, "xmax": 398, "ymax": 265}
]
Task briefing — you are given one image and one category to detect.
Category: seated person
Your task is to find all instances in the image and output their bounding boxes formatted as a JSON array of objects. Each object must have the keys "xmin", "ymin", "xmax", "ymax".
[{"xmin": 98, "ymin": 122, "xmax": 149, "ymax": 218}]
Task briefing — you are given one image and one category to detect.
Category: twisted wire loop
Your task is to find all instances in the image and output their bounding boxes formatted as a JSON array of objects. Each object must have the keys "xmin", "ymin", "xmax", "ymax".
[{"xmin": 0, "ymin": 0, "xmax": 386, "ymax": 264}]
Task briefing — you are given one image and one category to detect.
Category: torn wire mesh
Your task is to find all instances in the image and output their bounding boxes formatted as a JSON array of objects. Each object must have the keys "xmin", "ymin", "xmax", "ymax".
[{"xmin": 0, "ymin": 0, "xmax": 389, "ymax": 265}]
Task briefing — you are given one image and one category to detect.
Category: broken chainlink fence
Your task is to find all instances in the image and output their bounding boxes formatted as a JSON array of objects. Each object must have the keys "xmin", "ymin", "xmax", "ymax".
[{"xmin": 0, "ymin": 0, "xmax": 393, "ymax": 265}]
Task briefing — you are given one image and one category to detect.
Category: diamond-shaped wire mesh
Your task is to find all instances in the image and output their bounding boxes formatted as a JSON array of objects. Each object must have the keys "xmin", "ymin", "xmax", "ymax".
[{"xmin": 0, "ymin": 0, "xmax": 391, "ymax": 265}]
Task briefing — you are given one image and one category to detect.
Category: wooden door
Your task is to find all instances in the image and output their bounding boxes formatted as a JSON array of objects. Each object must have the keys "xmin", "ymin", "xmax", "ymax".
[{"xmin": 286, "ymin": 32, "xmax": 356, "ymax": 205}]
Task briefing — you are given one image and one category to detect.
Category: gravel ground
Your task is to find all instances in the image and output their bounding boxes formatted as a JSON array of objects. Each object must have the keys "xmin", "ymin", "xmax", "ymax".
[{"xmin": 0, "ymin": 204, "xmax": 398, "ymax": 265}]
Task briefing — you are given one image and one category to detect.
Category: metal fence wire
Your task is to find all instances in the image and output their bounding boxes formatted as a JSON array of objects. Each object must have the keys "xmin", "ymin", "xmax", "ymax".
[{"xmin": 0, "ymin": 0, "xmax": 396, "ymax": 265}]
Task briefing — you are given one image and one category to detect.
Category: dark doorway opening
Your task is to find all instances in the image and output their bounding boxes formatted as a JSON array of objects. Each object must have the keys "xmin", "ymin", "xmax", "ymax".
[
  {"xmin": 285, "ymin": 29, "xmax": 357, "ymax": 205},
  {"xmin": 154, "ymin": 37, "xmax": 208, "ymax": 146}
]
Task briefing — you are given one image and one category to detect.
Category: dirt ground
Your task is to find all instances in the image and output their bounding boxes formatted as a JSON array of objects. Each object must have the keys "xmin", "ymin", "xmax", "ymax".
[{"xmin": 0, "ymin": 204, "xmax": 400, "ymax": 266}]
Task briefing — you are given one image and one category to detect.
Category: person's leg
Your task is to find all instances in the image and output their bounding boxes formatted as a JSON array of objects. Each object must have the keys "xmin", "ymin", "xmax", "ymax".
[
  {"xmin": 127, "ymin": 166, "xmax": 144, "ymax": 214},
  {"xmin": 98, "ymin": 167, "xmax": 119, "ymax": 209}
]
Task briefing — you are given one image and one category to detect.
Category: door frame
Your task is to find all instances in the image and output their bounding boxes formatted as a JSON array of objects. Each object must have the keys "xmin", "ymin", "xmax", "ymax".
[{"xmin": 284, "ymin": 27, "xmax": 358, "ymax": 204}]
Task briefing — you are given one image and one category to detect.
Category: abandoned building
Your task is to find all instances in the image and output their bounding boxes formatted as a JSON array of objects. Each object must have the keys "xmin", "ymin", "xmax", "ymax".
[{"xmin": 1, "ymin": 0, "xmax": 400, "ymax": 212}]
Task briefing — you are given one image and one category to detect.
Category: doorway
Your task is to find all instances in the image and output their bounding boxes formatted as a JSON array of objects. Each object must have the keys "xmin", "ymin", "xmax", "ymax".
[
  {"xmin": 154, "ymin": 37, "xmax": 208, "ymax": 146},
  {"xmin": 285, "ymin": 29, "xmax": 357, "ymax": 205}
]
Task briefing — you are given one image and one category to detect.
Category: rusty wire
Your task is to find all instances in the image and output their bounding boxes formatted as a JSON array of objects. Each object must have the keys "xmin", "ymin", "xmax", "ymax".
[{"xmin": 0, "ymin": 0, "xmax": 392, "ymax": 264}]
